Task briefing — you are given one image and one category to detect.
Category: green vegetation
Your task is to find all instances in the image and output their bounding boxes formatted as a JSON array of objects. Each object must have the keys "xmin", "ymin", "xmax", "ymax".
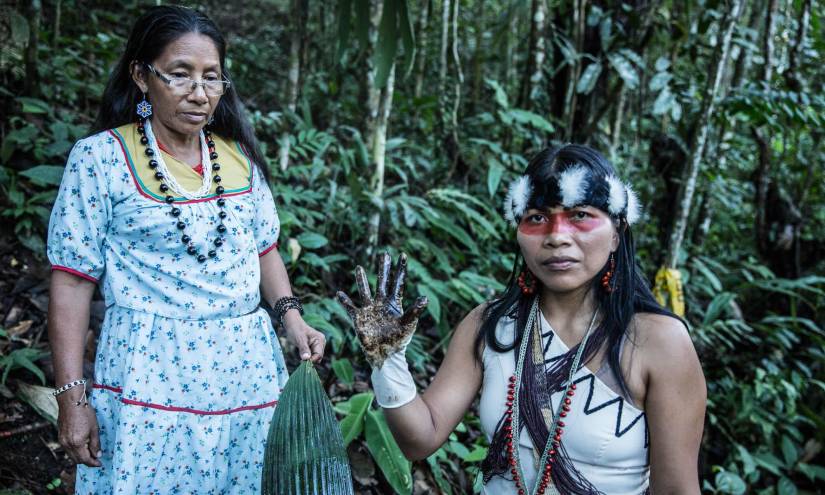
[{"xmin": 1, "ymin": 0, "xmax": 823, "ymax": 493}]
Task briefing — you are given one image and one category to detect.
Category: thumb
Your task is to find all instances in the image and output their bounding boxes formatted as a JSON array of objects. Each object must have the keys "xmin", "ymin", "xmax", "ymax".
[
  {"xmin": 296, "ymin": 334, "xmax": 311, "ymax": 360},
  {"xmin": 88, "ymin": 418, "xmax": 103, "ymax": 464}
]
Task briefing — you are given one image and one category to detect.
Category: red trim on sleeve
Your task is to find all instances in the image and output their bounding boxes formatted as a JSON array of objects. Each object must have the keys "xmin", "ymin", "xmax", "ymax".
[
  {"xmin": 51, "ymin": 265, "xmax": 99, "ymax": 284},
  {"xmin": 258, "ymin": 242, "xmax": 279, "ymax": 257}
]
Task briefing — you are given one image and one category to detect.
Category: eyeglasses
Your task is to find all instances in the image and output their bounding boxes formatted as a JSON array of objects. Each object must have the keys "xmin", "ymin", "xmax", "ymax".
[{"xmin": 145, "ymin": 63, "xmax": 231, "ymax": 96}]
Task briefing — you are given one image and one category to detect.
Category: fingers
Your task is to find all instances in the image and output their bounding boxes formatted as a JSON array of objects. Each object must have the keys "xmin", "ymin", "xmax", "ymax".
[
  {"xmin": 62, "ymin": 429, "xmax": 101, "ymax": 467},
  {"xmin": 355, "ymin": 265, "xmax": 373, "ymax": 305},
  {"xmin": 88, "ymin": 417, "xmax": 103, "ymax": 463},
  {"xmin": 375, "ymin": 252, "xmax": 392, "ymax": 302},
  {"xmin": 389, "ymin": 253, "xmax": 408, "ymax": 304},
  {"xmin": 308, "ymin": 332, "xmax": 327, "ymax": 363},
  {"xmin": 399, "ymin": 296, "xmax": 428, "ymax": 327},
  {"xmin": 296, "ymin": 333, "xmax": 312, "ymax": 361},
  {"xmin": 336, "ymin": 291, "xmax": 358, "ymax": 321}
]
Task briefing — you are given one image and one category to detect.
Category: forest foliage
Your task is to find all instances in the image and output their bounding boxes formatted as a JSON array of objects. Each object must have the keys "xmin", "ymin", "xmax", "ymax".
[{"xmin": 0, "ymin": 0, "xmax": 824, "ymax": 493}]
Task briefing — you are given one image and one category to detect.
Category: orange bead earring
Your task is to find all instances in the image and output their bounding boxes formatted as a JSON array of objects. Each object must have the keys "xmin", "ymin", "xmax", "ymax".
[
  {"xmin": 601, "ymin": 253, "xmax": 616, "ymax": 293},
  {"xmin": 517, "ymin": 270, "xmax": 537, "ymax": 295}
]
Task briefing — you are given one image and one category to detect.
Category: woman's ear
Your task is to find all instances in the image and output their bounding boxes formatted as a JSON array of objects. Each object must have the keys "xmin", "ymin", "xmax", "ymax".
[
  {"xmin": 130, "ymin": 61, "xmax": 149, "ymax": 93},
  {"xmin": 611, "ymin": 231, "xmax": 620, "ymax": 251}
]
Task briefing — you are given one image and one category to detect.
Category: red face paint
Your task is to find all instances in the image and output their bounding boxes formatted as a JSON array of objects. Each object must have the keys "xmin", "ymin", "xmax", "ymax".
[{"xmin": 517, "ymin": 210, "xmax": 607, "ymax": 236}]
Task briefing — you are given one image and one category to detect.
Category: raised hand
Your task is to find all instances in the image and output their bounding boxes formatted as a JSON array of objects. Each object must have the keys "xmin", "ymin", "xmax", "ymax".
[{"xmin": 337, "ymin": 252, "xmax": 428, "ymax": 368}]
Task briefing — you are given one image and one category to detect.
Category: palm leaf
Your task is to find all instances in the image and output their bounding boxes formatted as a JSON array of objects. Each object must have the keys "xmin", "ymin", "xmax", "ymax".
[{"xmin": 262, "ymin": 361, "xmax": 354, "ymax": 495}]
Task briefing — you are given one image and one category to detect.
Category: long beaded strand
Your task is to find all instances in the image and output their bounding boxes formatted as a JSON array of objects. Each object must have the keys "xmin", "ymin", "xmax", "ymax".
[
  {"xmin": 137, "ymin": 119, "xmax": 228, "ymax": 263},
  {"xmin": 504, "ymin": 297, "xmax": 599, "ymax": 495}
]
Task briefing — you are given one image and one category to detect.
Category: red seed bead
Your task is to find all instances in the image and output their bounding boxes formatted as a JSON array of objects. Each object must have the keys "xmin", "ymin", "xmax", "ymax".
[
  {"xmin": 564, "ymin": 398, "xmax": 572, "ymax": 405},
  {"xmin": 506, "ymin": 401, "xmax": 513, "ymax": 407},
  {"xmin": 509, "ymin": 375, "xmax": 516, "ymax": 382},
  {"xmin": 549, "ymin": 449, "xmax": 556, "ymax": 456},
  {"xmin": 510, "ymin": 459, "xmax": 516, "ymax": 466},
  {"xmin": 563, "ymin": 405, "xmax": 571, "ymax": 412},
  {"xmin": 560, "ymin": 411, "xmax": 567, "ymax": 417},
  {"xmin": 570, "ymin": 383, "xmax": 577, "ymax": 390},
  {"xmin": 518, "ymin": 489, "xmax": 524, "ymax": 495},
  {"xmin": 556, "ymin": 427, "xmax": 563, "ymax": 435},
  {"xmin": 545, "ymin": 464, "xmax": 553, "ymax": 473},
  {"xmin": 507, "ymin": 394, "xmax": 514, "ymax": 400},
  {"xmin": 558, "ymin": 421, "xmax": 566, "ymax": 427},
  {"xmin": 567, "ymin": 389, "xmax": 575, "ymax": 396},
  {"xmin": 554, "ymin": 434, "xmax": 561, "ymax": 441}
]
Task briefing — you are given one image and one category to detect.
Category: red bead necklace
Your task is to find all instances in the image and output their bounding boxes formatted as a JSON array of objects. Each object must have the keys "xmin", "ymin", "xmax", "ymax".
[{"xmin": 505, "ymin": 298, "xmax": 599, "ymax": 495}]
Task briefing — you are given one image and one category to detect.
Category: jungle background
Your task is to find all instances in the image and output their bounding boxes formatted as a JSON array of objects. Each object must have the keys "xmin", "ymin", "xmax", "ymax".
[{"xmin": 0, "ymin": 0, "xmax": 823, "ymax": 493}]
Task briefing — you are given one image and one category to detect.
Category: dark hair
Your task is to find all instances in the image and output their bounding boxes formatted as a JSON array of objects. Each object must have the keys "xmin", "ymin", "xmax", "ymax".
[
  {"xmin": 90, "ymin": 5, "xmax": 268, "ymax": 179},
  {"xmin": 479, "ymin": 144, "xmax": 681, "ymax": 490}
]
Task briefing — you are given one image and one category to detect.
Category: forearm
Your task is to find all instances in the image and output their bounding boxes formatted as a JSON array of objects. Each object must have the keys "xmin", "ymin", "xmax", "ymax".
[
  {"xmin": 259, "ymin": 249, "xmax": 294, "ymax": 307},
  {"xmin": 384, "ymin": 392, "xmax": 449, "ymax": 461},
  {"xmin": 48, "ymin": 271, "xmax": 96, "ymax": 392}
]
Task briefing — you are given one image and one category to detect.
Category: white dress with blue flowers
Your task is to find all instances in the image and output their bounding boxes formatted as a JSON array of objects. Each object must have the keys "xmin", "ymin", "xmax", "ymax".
[{"xmin": 47, "ymin": 123, "xmax": 289, "ymax": 494}]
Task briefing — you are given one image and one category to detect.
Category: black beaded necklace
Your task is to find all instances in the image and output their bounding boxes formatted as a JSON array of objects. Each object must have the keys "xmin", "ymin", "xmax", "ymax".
[{"xmin": 137, "ymin": 119, "xmax": 227, "ymax": 263}]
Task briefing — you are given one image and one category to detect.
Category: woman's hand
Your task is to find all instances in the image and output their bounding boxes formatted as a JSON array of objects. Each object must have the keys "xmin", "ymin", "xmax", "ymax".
[
  {"xmin": 283, "ymin": 313, "xmax": 326, "ymax": 363},
  {"xmin": 56, "ymin": 391, "xmax": 102, "ymax": 467},
  {"xmin": 336, "ymin": 252, "xmax": 428, "ymax": 368}
]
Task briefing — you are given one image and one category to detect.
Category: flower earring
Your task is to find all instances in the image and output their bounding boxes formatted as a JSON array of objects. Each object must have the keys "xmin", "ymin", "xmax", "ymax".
[
  {"xmin": 517, "ymin": 270, "xmax": 537, "ymax": 296},
  {"xmin": 136, "ymin": 93, "xmax": 152, "ymax": 119},
  {"xmin": 602, "ymin": 253, "xmax": 616, "ymax": 293}
]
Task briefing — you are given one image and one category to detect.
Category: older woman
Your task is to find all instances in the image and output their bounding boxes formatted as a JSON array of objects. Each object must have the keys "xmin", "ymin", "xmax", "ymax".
[
  {"xmin": 338, "ymin": 145, "xmax": 706, "ymax": 494},
  {"xmin": 46, "ymin": 6, "xmax": 324, "ymax": 493}
]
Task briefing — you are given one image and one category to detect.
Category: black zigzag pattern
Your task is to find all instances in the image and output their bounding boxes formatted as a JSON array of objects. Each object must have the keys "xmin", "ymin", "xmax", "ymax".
[{"xmin": 539, "ymin": 331, "xmax": 648, "ymax": 446}]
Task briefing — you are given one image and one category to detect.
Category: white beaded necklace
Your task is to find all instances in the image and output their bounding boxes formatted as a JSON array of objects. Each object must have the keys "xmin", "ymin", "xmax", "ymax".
[{"xmin": 144, "ymin": 119, "xmax": 214, "ymax": 199}]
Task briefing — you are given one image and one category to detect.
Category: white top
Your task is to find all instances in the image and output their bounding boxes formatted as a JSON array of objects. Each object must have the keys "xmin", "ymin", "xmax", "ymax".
[{"xmin": 480, "ymin": 312, "xmax": 649, "ymax": 495}]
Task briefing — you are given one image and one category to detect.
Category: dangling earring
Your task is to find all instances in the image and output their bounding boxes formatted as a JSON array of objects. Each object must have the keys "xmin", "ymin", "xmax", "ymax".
[
  {"xmin": 602, "ymin": 253, "xmax": 616, "ymax": 293},
  {"xmin": 136, "ymin": 93, "xmax": 152, "ymax": 119},
  {"xmin": 517, "ymin": 269, "xmax": 537, "ymax": 296}
]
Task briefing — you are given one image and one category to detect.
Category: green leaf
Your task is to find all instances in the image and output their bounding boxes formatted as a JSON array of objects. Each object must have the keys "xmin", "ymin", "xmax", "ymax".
[
  {"xmin": 417, "ymin": 284, "xmax": 441, "ymax": 324},
  {"xmin": 426, "ymin": 454, "xmax": 453, "ymax": 495},
  {"xmin": 332, "ymin": 358, "xmax": 355, "ymax": 385},
  {"xmin": 339, "ymin": 392, "xmax": 373, "ymax": 446},
  {"xmin": 607, "ymin": 52, "xmax": 639, "ymax": 89},
  {"xmin": 714, "ymin": 471, "xmax": 746, "ymax": 495},
  {"xmin": 736, "ymin": 444, "xmax": 756, "ymax": 476},
  {"xmin": 486, "ymin": 159, "xmax": 504, "ymax": 198},
  {"xmin": 653, "ymin": 88, "xmax": 675, "ymax": 115},
  {"xmin": 17, "ymin": 97, "xmax": 50, "ymax": 114},
  {"xmin": 262, "ymin": 361, "xmax": 354, "ymax": 494},
  {"xmin": 365, "ymin": 408, "xmax": 412, "ymax": 495},
  {"xmin": 297, "ymin": 232, "xmax": 329, "ymax": 249},
  {"xmin": 703, "ymin": 292, "xmax": 735, "ymax": 326},
  {"xmin": 505, "ymin": 109, "xmax": 555, "ymax": 133},
  {"xmin": 576, "ymin": 61, "xmax": 602, "ymax": 94},
  {"xmin": 777, "ymin": 477, "xmax": 797, "ymax": 495},
  {"xmin": 19, "ymin": 165, "xmax": 65, "ymax": 187},
  {"xmin": 781, "ymin": 436, "xmax": 798, "ymax": 467},
  {"xmin": 797, "ymin": 463, "xmax": 825, "ymax": 482}
]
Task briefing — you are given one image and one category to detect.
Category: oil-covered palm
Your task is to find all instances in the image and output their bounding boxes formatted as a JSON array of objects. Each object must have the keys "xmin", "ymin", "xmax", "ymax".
[{"xmin": 336, "ymin": 253, "xmax": 428, "ymax": 368}]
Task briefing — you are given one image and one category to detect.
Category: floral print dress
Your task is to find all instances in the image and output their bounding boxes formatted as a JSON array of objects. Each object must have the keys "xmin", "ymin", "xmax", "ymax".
[{"xmin": 47, "ymin": 123, "xmax": 289, "ymax": 494}]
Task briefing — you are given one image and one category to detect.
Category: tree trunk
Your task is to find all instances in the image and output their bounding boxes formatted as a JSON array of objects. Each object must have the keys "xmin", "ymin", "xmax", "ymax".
[
  {"xmin": 752, "ymin": 0, "xmax": 779, "ymax": 250},
  {"xmin": 609, "ymin": 85, "xmax": 627, "ymax": 163},
  {"xmin": 24, "ymin": 0, "xmax": 42, "ymax": 94},
  {"xmin": 438, "ymin": 0, "xmax": 450, "ymax": 88},
  {"xmin": 664, "ymin": 0, "xmax": 745, "ymax": 268},
  {"xmin": 364, "ymin": 0, "xmax": 384, "ymax": 152},
  {"xmin": 785, "ymin": 0, "xmax": 811, "ymax": 92},
  {"xmin": 469, "ymin": 0, "xmax": 484, "ymax": 113},
  {"xmin": 53, "ymin": 0, "xmax": 61, "ymax": 48},
  {"xmin": 503, "ymin": 7, "xmax": 518, "ymax": 93},
  {"xmin": 413, "ymin": 0, "xmax": 431, "ymax": 99},
  {"xmin": 519, "ymin": 0, "xmax": 546, "ymax": 109},
  {"xmin": 278, "ymin": 0, "xmax": 308, "ymax": 172},
  {"xmin": 562, "ymin": 0, "xmax": 585, "ymax": 142},
  {"xmin": 367, "ymin": 66, "xmax": 397, "ymax": 249}
]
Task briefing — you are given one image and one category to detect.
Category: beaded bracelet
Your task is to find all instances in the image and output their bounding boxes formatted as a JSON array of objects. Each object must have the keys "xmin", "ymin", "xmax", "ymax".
[
  {"xmin": 52, "ymin": 379, "xmax": 89, "ymax": 407},
  {"xmin": 271, "ymin": 296, "xmax": 304, "ymax": 329}
]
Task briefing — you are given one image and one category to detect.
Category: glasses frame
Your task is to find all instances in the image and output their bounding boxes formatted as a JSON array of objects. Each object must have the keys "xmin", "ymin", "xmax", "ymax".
[{"xmin": 144, "ymin": 63, "xmax": 231, "ymax": 96}]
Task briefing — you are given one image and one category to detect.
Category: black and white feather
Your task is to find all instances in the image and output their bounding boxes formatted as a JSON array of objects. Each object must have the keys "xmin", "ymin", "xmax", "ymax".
[
  {"xmin": 503, "ymin": 175, "xmax": 533, "ymax": 227},
  {"xmin": 558, "ymin": 165, "xmax": 589, "ymax": 207}
]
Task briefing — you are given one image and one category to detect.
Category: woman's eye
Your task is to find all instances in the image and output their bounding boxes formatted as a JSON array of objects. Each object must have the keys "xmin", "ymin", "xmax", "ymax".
[
  {"xmin": 570, "ymin": 210, "xmax": 591, "ymax": 220},
  {"xmin": 527, "ymin": 214, "xmax": 547, "ymax": 223},
  {"xmin": 204, "ymin": 75, "xmax": 219, "ymax": 81},
  {"xmin": 170, "ymin": 72, "xmax": 189, "ymax": 79}
]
